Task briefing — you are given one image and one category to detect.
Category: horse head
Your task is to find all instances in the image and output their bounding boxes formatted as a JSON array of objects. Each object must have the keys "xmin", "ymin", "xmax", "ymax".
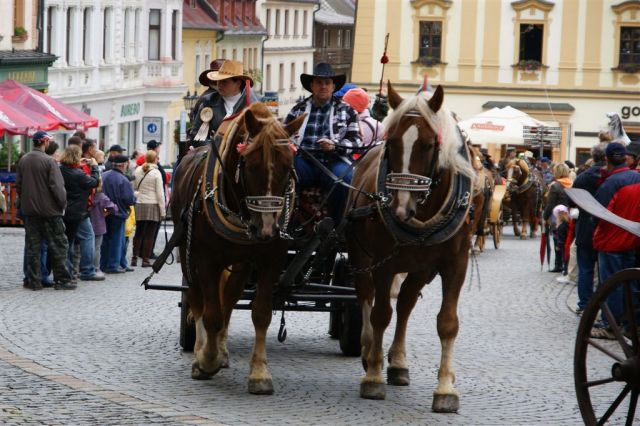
[
  {"xmin": 505, "ymin": 158, "xmax": 529, "ymax": 189},
  {"xmin": 384, "ymin": 82, "xmax": 475, "ymax": 223},
  {"xmin": 237, "ymin": 104, "xmax": 305, "ymax": 240}
]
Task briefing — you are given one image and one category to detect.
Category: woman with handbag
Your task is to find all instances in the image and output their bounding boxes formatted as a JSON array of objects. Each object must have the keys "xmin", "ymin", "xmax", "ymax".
[{"xmin": 132, "ymin": 150, "xmax": 165, "ymax": 267}]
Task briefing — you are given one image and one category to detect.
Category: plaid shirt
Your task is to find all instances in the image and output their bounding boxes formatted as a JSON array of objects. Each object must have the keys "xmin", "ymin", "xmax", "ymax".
[{"xmin": 285, "ymin": 96, "xmax": 362, "ymax": 154}]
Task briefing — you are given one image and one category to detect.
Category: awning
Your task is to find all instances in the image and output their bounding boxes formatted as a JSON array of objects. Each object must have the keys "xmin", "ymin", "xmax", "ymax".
[
  {"xmin": 457, "ymin": 106, "xmax": 550, "ymax": 146},
  {"xmin": 0, "ymin": 96, "xmax": 59, "ymax": 137},
  {"xmin": 0, "ymin": 79, "xmax": 98, "ymax": 132}
]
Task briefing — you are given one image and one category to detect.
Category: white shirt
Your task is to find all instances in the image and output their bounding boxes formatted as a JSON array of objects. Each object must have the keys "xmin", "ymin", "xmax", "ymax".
[{"xmin": 223, "ymin": 93, "xmax": 242, "ymax": 118}]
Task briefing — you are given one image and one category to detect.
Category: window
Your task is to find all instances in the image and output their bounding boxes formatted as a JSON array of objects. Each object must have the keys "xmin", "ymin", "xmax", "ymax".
[
  {"xmin": 303, "ymin": 10, "xmax": 308, "ymax": 36},
  {"xmin": 519, "ymin": 24, "xmax": 543, "ymax": 62},
  {"xmin": 148, "ymin": 9, "xmax": 161, "ymax": 60},
  {"xmin": 294, "ymin": 10, "xmax": 299, "ymax": 36},
  {"xmin": 123, "ymin": 9, "xmax": 129, "ymax": 58},
  {"xmin": 46, "ymin": 6, "xmax": 53, "ymax": 54},
  {"xmin": 419, "ymin": 21, "xmax": 442, "ymax": 60},
  {"xmin": 575, "ymin": 148, "xmax": 591, "ymax": 167},
  {"xmin": 134, "ymin": 9, "xmax": 141, "ymax": 61},
  {"xmin": 172, "ymin": 10, "xmax": 178, "ymax": 60},
  {"xmin": 290, "ymin": 63, "xmax": 296, "ymax": 89},
  {"xmin": 266, "ymin": 9, "xmax": 271, "ymax": 35},
  {"xmin": 322, "ymin": 29, "xmax": 329, "ymax": 48},
  {"xmin": 303, "ymin": 61, "xmax": 308, "ymax": 74},
  {"xmin": 345, "ymin": 30, "xmax": 351, "ymax": 49},
  {"xmin": 275, "ymin": 9, "xmax": 280, "ymax": 35},
  {"xmin": 253, "ymin": 49, "xmax": 257, "ymax": 70},
  {"xmin": 189, "ymin": 0, "xmax": 196, "ymax": 8},
  {"xmin": 284, "ymin": 10, "xmax": 289, "ymax": 36},
  {"xmin": 66, "ymin": 8, "xmax": 72, "ymax": 64},
  {"xmin": 620, "ymin": 27, "xmax": 640, "ymax": 65},
  {"xmin": 222, "ymin": 49, "xmax": 227, "ymax": 58},
  {"xmin": 195, "ymin": 54, "xmax": 201, "ymax": 84},
  {"xmin": 83, "ymin": 8, "xmax": 91, "ymax": 63},
  {"xmin": 13, "ymin": 0, "xmax": 24, "ymax": 31},
  {"xmin": 103, "ymin": 7, "xmax": 112, "ymax": 62},
  {"xmin": 279, "ymin": 63, "xmax": 284, "ymax": 90},
  {"xmin": 232, "ymin": 48, "xmax": 237, "ymax": 60},
  {"xmin": 204, "ymin": 53, "xmax": 211, "ymax": 72},
  {"xmin": 266, "ymin": 64, "xmax": 272, "ymax": 91},
  {"xmin": 337, "ymin": 30, "xmax": 342, "ymax": 48}
]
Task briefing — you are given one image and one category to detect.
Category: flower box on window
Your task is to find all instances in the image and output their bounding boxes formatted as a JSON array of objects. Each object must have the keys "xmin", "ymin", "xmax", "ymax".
[
  {"xmin": 413, "ymin": 56, "xmax": 443, "ymax": 67},
  {"xmin": 513, "ymin": 59, "xmax": 544, "ymax": 72},
  {"xmin": 12, "ymin": 26, "xmax": 28, "ymax": 43},
  {"xmin": 614, "ymin": 63, "xmax": 640, "ymax": 74}
]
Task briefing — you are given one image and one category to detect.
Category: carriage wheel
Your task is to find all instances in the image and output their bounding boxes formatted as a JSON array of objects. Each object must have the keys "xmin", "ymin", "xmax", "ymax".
[
  {"xmin": 491, "ymin": 210, "xmax": 503, "ymax": 249},
  {"xmin": 179, "ymin": 278, "xmax": 196, "ymax": 352},
  {"xmin": 330, "ymin": 258, "xmax": 362, "ymax": 356},
  {"xmin": 574, "ymin": 268, "xmax": 640, "ymax": 425}
]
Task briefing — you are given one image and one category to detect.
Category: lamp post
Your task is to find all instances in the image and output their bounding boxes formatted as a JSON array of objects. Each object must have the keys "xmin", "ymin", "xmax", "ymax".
[{"xmin": 178, "ymin": 90, "xmax": 199, "ymax": 160}]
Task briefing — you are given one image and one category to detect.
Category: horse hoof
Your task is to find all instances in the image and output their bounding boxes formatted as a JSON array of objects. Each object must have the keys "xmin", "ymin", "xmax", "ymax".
[
  {"xmin": 387, "ymin": 367, "xmax": 410, "ymax": 386},
  {"xmin": 191, "ymin": 364, "xmax": 215, "ymax": 380},
  {"xmin": 432, "ymin": 393, "xmax": 459, "ymax": 413},
  {"xmin": 360, "ymin": 382, "xmax": 386, "ymax": 400},
  {"xmin": 248, "ymin": 378, "xmax": 274, "ymax": 395}
]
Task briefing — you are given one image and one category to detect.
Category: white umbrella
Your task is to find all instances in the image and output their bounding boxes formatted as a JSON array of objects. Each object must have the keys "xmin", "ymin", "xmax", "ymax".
[{"xmin": 457, "ymin": 106, "xmax": 549, "ymax": 146}]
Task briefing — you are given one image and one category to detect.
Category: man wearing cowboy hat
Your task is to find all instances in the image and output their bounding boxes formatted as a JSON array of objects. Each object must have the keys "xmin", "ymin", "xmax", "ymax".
[
  {"xmin": 188, "ymin": 58, "xmax": 226, "ymax": 127},
  {"xmin": 187, "ymin": 60, "xmax": 260, "ymax": 149},
  {"xmin": 284, "ymin": 62, "xmax": 361, "ymax": 225}
]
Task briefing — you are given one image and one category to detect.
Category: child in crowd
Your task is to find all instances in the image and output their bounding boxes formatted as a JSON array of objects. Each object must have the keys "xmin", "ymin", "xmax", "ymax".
[
  {"xmin": 89, "ymin": 180, "xmax": 118, "ymax": 274},
  {"xmin": 553, "ymin": 204, "xmax": 570, "ymax": 275}
]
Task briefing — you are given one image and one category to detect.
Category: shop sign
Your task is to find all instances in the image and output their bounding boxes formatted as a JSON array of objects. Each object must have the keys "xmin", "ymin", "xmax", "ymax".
[
  {"xmin": 142, "ymin": 116, "xmax": 163, "ymax": 143},
  {"xmin": 120, "ymin": 102, "xmax": 141, "ymax": 118},
  {"xmin": 621, "ymin": 106, "xmax": 640, "ymax": 120}
]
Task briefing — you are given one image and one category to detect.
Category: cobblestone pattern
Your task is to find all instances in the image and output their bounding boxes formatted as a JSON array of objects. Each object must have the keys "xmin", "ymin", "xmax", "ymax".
[{"xmin": 0, "ymin": 225, "xmax": 635, "ymax": 424}]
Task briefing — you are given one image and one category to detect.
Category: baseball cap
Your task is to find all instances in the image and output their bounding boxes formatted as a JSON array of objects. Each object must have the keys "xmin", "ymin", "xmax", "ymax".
[
  {"xmin": 540, "ymin": 156, "xmax": 551, "ymax": 163},
  {"xmin": 32, "ymin": 130, "xmax": 51, "ymax": 143},
  {"xmin": 147, "ymin": 140, "xmax": 162, "ymax": 150},
  {"xmin": 111, "ymin": 154, "xmax": 129, "ymax": 164},
  {"xmin": 108, "ymin": 144, "xmax": 127, "ymax": 153},
  {"xmin": 605, "ymin": 142, "xmax": 627, "ymax": 157}
]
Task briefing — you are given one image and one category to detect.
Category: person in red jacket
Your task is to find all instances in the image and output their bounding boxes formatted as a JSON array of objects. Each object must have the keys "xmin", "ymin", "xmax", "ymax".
[{"xmin": 591, "ymin": 142, "xmax": 640, "ymax": 339}]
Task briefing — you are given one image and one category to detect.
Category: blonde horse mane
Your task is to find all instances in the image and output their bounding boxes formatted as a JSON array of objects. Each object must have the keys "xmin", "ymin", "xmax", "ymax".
[{"xmin": 383, "ymin": 91, "xmax": 476, "ymax": 180}]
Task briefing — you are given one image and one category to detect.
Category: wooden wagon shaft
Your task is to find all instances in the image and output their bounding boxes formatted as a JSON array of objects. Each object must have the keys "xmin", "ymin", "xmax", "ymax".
[{"xmin": 564, "ymin": 188, "xmax": 640, "ymax": 238}]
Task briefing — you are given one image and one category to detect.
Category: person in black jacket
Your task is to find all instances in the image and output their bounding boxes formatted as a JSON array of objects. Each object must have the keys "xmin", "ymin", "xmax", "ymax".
[
  {"xmin": 572, "ymin": 143, "xmax": 606, "ymax": 315},
  {"xmin": 543, "ymin": 163, "xmax": 573, "ymax": 272},
  {"xmin": 59, "ymin": 146, "xmax": 100, "ymax": 279}
]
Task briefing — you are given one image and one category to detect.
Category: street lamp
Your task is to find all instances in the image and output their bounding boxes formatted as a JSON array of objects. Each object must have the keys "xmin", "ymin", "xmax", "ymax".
[{"xmin": 183, "ymin": 90, "xmax": 199, "ymax": 114}]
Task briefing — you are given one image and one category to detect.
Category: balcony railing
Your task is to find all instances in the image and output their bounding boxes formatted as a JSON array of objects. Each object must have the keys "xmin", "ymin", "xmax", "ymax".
[{"xmin": 314, "ymin": 48, "xmax": 353, "ymax": 66}]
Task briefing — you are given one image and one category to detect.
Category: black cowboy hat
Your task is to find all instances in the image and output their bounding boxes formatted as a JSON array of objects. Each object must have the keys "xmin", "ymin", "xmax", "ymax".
[
  {"xmin": 300, "ymin": 63, "xmax": 346, "ymax": 93},
  {"xmin": 199, "ymin": 58, "xmax": 225, "ymax": 86}
]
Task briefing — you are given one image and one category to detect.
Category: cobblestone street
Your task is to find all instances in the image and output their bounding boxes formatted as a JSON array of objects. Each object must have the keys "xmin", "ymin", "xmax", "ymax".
[{"xmin": 0, "ymin": 225, "xmax": 621, "ymax": 424}]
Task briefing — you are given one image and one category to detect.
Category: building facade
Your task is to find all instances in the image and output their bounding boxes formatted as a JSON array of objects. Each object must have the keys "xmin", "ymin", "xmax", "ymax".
[
  {"xmin": 353, "ymin": 0, "xmax": 640, "ymax": 164},
  {"xmin": 43, "ymin": 0, "xmax": 185, "ymax": 163},
  {"xmin": 258, "ymin": 0, "xmax": 318, "ymax": 117},
  {"xmin": 314, "ymin": 0, "xmax": 354, "ymax": 80}
]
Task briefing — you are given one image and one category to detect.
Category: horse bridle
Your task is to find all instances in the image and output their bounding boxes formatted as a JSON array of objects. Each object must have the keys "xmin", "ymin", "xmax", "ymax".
[
  {"xmin": 385, "ymin": 109, "xmax": 441, "ymax": 205},
  {"xmin": 238, "ymin": 136, "xmax": 296, "ymax": 215}
]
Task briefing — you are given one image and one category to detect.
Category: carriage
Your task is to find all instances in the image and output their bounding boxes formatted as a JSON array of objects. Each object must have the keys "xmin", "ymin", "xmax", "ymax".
[
  {"xmin": 143, "ymin": 84, "xmax": 473, "ymax": 412},
  {"xmin": 566, "ymin": 188, "xmax": 640, "ymax": 425}
]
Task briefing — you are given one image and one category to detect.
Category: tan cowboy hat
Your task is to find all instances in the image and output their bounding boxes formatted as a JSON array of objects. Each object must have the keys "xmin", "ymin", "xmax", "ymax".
[{"xmin": 206, "ymin": 60, "xmax": 254, "ymax": 87}]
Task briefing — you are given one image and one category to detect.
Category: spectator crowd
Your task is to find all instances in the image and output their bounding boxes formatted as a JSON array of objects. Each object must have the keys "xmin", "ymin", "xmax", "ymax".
[{"xmin": 15, "ymin": 131, "xmax": 168, "ymax": 291}]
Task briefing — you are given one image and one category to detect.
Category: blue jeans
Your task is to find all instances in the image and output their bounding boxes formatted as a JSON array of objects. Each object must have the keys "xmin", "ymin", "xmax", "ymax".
[
  {"xmin": 294, "ymin": 155, "xmax": 352, "ymax": 226},
  {"xmin": 598, "ymin": 250, "xmax": 636, "ymax": 325},
  {"xmin": 101, "ymin": 216, "xmax": 125, "ymax": 272},
  {"xmin": 576, "ymin": 244, "xmax": 598, "ymax": 310},
  {"xmin": 76, "ymin": 217, "xmax": 96, "ymax": 279},
  {"xmin": 120, "ymin": 237, "xmax": 129, "ymax": 269}
]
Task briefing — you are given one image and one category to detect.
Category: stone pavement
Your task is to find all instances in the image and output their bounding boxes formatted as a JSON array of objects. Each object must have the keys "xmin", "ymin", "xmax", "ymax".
[{"xmin": 0, "ymin": 225, "xmax": 634, "ymax": 424}]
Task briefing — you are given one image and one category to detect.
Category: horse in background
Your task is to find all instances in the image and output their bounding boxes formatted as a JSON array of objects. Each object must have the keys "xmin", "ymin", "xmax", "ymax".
[
  {"xmin": 502, "ymin": 158, "xmax": 544, "ymax": 239},
  {"xmin": 170, "ymin": 102, "xmax": 305, "ymax": 394},
  {"xmin": 468, "ymin": 145, "xmax": 495, "ymax": 252},
  {"xmin": 347, "ymin": 82, "xmax": 476, "ymax": 412}
]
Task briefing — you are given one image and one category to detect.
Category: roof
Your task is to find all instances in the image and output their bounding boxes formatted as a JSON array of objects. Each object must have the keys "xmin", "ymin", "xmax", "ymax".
[
  {"xmin": 323, "ymin": 0, "xmax": 355, "ymax": 17},
  {"xmin": 182, "ymin": 0, "xmax": 224, "ymax": 30},
  {"xmin": 0, "ymin": 50, "xmax": 57, "ymax": 66},
  {"xmin": 316, "ymin": 0, "xmax": 354, "ymax": 25},
  {"xmin": 482, "ymin": 101, "xmax": 575, "ymax": 112}
]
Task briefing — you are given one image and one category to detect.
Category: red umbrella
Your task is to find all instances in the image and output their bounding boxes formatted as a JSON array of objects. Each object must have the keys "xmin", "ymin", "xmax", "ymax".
[
  {"xmin": 539, "ymin": 222, "xmax": 551, "ymax": 270},
  {"xmin": 0, "ymin": 80, "xmax": 98, "ymax": 130},
  {"xmin": 0, "ymin": 96, "xmax": 59, "ymax": 137}
]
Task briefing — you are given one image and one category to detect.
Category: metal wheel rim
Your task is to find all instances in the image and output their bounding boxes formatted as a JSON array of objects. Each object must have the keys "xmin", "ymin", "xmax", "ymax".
[{"xmin": 574, "ymin": 268, "xmax": 640, "ymax": 426}]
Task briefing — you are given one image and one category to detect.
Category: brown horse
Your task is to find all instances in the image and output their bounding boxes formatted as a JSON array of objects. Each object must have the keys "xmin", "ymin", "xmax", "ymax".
[
  {"xmin": 346, "ymin": 83, "xmax": 476, "ymax": 412},
  {"xmin": 469, "ymin": 145, "xmax": 495, "ymax": 252},
  {"xmin": 503, "ymin": 158, "xmax": 544, "ymax": 239},
  {"xmin": 170, "ymin": 102, "xmax": 305, "ymax": 394}
]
